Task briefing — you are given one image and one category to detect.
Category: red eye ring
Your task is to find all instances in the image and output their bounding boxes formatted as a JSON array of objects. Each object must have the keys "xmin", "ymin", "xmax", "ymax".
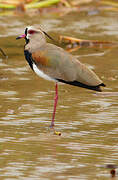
[{"xmin": 28, "ymin": 30, "xmax": 35, "ymax": 34}]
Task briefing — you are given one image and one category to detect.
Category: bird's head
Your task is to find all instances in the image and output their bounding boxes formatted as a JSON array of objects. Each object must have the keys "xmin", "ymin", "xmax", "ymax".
[
  {"xmin": 16, "ymin": 26, "xmax": 45, "ymax": 44},
  {"xmin": 16, "ymin": 26, "xmax": 55, "ymax": 45}
]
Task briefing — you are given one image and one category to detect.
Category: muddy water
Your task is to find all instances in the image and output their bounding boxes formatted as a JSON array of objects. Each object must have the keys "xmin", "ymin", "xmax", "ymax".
[{"xmin": 0, "ymin": 10, "xmax": 118, "ymax": 180}]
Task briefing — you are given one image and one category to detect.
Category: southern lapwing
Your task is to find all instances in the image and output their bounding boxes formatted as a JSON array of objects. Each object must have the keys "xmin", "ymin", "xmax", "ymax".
[{"xmin": 16, "ymin": 26, "xmax": 105, "ymax": 128}]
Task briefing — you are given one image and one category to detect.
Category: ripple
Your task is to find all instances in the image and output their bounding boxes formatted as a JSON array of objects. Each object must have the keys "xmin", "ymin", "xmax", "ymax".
[{"xmin": 0, "ymin": 91, "xmax": 17, "ymax": 96}]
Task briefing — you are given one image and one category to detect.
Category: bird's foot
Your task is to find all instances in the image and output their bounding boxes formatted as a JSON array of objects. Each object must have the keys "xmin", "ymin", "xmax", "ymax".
[
  {"xmin": 54, "ymin": 130, "xmax": 61, "ymax": 136},
  {"xmin": 49, "ymin": 124, "xmax": 61, "ymax": 136}
]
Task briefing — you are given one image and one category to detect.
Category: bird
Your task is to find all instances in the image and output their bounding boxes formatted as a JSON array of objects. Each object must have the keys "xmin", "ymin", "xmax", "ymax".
[{"xmin": 16, "ymin": 26, "xmax": 105, "ymax": 128}]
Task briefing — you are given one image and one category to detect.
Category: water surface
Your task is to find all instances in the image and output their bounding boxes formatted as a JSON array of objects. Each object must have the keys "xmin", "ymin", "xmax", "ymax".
[{"xmin": 0, "ymin": 9, "xmax": 118, "ymax": 180}]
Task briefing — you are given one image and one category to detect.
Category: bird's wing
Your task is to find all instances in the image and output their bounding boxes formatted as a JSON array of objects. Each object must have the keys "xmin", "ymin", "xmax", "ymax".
[{"xmin": 32, "ymin": 43, "xmax": 104, "ymax": 87}]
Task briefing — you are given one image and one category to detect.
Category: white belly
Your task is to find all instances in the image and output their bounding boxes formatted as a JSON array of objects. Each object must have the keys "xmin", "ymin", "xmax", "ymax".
[{"xmin": 33, "ymin": 63, "xmax": 55, "ymax": 81}]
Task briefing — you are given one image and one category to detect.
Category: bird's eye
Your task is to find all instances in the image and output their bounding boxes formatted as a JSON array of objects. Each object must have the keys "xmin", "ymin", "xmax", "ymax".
[{"xmin": 28, "ymin": 30, "xmax": 35, "ymax": 34}]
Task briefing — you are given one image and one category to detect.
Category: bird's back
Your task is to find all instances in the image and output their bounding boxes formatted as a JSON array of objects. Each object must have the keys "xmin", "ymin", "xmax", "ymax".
[{"xmin": 30, "ymin": 43, "xmax": 105, "ymax": 91}]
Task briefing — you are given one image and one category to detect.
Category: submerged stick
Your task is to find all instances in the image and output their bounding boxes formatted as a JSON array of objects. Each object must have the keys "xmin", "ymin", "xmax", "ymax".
[
  {"xmin": 59, "ymin": 35, "xmax": 118, "ymax": 52},
  {"xmin": 0, "ymin": 48, "xmax": 7, "ymax": 57}
]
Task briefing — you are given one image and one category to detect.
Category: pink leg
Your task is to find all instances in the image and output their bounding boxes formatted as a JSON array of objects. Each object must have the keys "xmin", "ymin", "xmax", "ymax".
[{"xmin": 50, "ymin": 83, "xmax": 58, "ymax": 128}]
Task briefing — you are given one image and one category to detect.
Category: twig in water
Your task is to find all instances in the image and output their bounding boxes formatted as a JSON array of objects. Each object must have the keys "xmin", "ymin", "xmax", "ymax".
[{"xmin": 0, "ymin": 48, "xmax": 7, "ymax": 58}]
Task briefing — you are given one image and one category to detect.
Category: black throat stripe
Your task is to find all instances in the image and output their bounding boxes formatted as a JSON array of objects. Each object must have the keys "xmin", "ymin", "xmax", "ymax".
[{"xmin": 24, "ymin": 50, "xmax": 33, "ymax": 70}]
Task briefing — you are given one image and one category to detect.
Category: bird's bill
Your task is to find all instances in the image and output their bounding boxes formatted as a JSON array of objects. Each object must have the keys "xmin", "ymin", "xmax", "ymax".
[{"xmin": 16, "ymin": 34, "xmax": 26, "ymax": 40}]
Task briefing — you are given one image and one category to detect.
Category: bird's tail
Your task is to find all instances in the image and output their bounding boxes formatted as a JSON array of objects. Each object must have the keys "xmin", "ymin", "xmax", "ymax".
[{"xmin": 90, "ymin": 83, "xmax": 106, "ymax": 92}]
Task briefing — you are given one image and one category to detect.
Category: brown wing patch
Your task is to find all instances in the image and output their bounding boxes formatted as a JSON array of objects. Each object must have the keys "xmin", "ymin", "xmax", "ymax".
[{"xmin": 32, "ymin": 51, "xmax": 49, "ymax": 66}]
